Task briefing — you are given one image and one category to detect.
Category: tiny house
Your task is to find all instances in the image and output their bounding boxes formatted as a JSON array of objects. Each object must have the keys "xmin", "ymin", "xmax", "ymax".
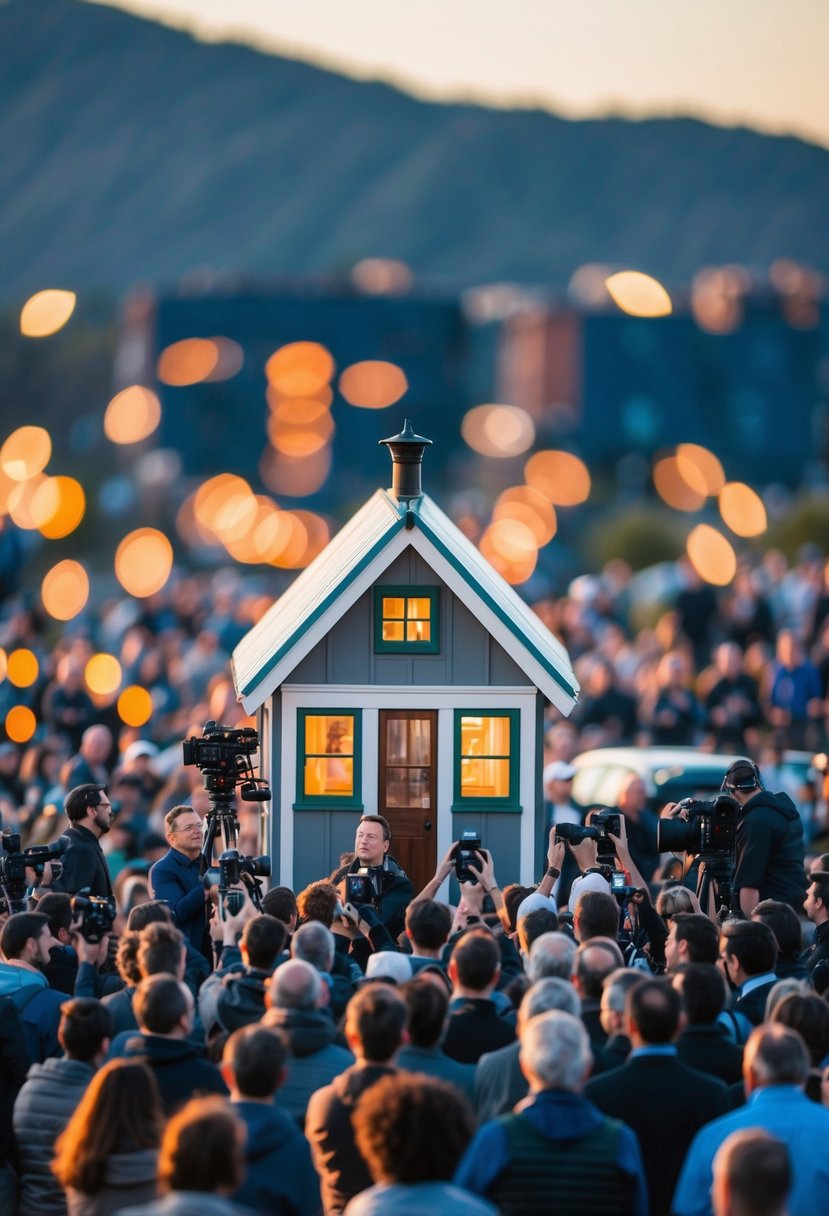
[{"xmin": 232, "ymin": 423, "xmax": 578, "ymax": 896}]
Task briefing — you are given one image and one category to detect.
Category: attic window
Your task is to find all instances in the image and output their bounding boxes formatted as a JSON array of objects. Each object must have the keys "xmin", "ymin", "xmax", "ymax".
[{"xmin": 374, "ymin": 587, "xmax": 440, "ymax": 654}]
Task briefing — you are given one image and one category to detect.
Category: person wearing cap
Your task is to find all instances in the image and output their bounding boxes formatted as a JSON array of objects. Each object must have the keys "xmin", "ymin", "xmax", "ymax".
[
  {"xmin": 542, "ymin": 761, "xmax": 582, "ymax": 905},
  {"xmin": 722, "ymin": 759, "xmax": 807, "ymax": 917}
]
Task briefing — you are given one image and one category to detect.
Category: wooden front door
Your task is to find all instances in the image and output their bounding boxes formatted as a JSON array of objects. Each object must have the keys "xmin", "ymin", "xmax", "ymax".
[{"xmin": 379, "ymin": 710, "xmax": 437, "ymax": 896}]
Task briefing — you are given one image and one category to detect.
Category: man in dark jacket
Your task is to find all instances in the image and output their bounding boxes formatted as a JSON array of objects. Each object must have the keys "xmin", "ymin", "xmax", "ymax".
[
  {"xmin": 585, "ymin": 978, "xmax": 728, "ymax": 1216},
  {"xmin": 456, "ymin": 1010, "xmax": 647, "ymax": 1216},
  {"xmin": 720, "ymin": 919, "xmax": 779, "ymax": 1030},
  {"xmin": 331, "ymin": 815, "xmax": 413, "ymax": 941},
  {"xmin": 221, "ymin": 1024, "xmax": 320, "ymax": 1216},
  {"xmin": 199, "ymin": 912, "xmax": 286, "ymax": 1036},
  {"xmin": 442, "ymin": 931, "xmax": 515, "ymax": 1065},
  {"xmin": 116, "ymin": 974, "xmax": 227, "ymax": 1114},
  {"xmin": 671, "ymin": 964, "xmax": 744, "ymax": 1086},
  {"xmin": 52, "ymin": 783, "xmax": 114, "ymax": 898},
  {"xmin": 262, "ymin": 959, "xmax": 354, "ymax": 1127},
  {"xmin": 13, "ymin": 998, "xmax": 111, "ymax": 1216},
  {"xmin": 149, "ymin": 805, "xmax": 211, "ymax": 958},
  {"xmin": 803, "ymin": 867, "xmax": 829, "ymax": 992},
  {"xmin": 0, "ymin": 912, "xmax": 68, "ymax": 1063},
  {"xmin": 306, "ymin": 984, "xmax": 406, "ymax": 1215},
  {"xmin": 722, "ymin": 759, "xmax": 807, "ymax": 916}
]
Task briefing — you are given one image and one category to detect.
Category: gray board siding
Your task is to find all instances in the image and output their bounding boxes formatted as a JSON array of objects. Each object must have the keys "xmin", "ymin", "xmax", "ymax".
[{"xmin": 289, "ymin": 551, "xmax": 527, "ymax": 687}]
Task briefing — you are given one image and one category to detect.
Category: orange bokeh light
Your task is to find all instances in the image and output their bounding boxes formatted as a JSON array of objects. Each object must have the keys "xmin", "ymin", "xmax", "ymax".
[
  {"xmin": 493, "ymin": 486, "xmax": 557, "ymax": 547},
  {"xmin": 118, "ymin": 686, "xmax": 154, "ymax": 727},
  {"xmin": 1, "ymin": 426, "xmax": 52, "ymax": 481},
  {"xmin": 653, "ymin": 456, "xmax": 707, "ymax": 512},
  {"xmin": 115, "ymin": 529, "xmax": 174, "ymax": 597},
  {"xmin": 462, "ymin": 405, "xmax": 536, "ymax": 459},
  {"xmin": 265, "ymin": 342, "xmax": 335, "ymax": 397},
  {"xmin": 686, "ymin": 524, "xmax": 737, "ymax": 586},
  {"xmin": 41, "ymin": 560, "xmax": 89, "ymax": 621},
  {"xmin": 339, "ymin": 361, "xmax": 408, "ymax": 409},
  {"xmin": 259, "ymin": 446, "xmax": 332, "ymax": 498},
  {"xmin": 719, "ymin": 482, "xmax": 767, "ymax": 537},
  {"xmin": 157, "ymin": 339, "xmax": 220, "ymax": 386},
  {"xmin": 604, "ymin": 271, "xmax": 672, "ymax": 318},
  {"xmin": 6, "ymin": 706, "xmax": 36, "ymax": 743},
  {"xmin": 7, "ymin": 649, "xmax": 39, "ymax": 688},
  {"xmin": 524, "ymin": 450, "xmax": 591, "ymax": 506},
  {"xmin": 676, "ymin": 443, "xmax": 725, "ymax": 496},
  {"xmin": 20, "ymin": 290, "xmax": 76, "ymax": 338},
  {"xmin": 31, "ymin": 476, "xmax": 86, "ymax": 538},
  {"xmin": 85, "ymin": 654, "xmax": 123, "ymax": 696},
  {"xmin": 104, "ymin": 386, "xmax": 162, "ymax": 444}
]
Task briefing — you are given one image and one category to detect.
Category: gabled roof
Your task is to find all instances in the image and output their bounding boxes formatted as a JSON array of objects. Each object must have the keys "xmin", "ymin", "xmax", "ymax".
[{"xmin": 232, "ymin": 488, "xmax": 579, "ymax": 716}]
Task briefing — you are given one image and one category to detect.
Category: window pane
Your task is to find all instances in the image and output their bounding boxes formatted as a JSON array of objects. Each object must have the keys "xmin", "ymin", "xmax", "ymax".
[
  {"xmin": 460, "ymin": 715, "xmax": 510, "ymax": 759},
  {"xmin": 407, "ymin": 597, "xmax": 431, "ymax": 619},
  {"xmin": 385, "ymin": 766, "xmax": 430, "ymax": 808},
  {"xmin": 406, "ymin": 620, "xmax": 431, "ymax": 642},
  {"xmin": 382, "ymin": 621, "xmax": 405, "ymax": 642},
  {"xmin": 304, "ymin": 756, "xmax": 353, "ymax": 798},
  {"xmin": 460, "ymin": 757, "xmax": 510, "ymax": 799},
  {"xmin": 303, "ymin": 714, "xmax": 354, "ymax": 797},
  {"xmin": 382, "ymin": 597, "xmax": 404, "ymax": 619}
]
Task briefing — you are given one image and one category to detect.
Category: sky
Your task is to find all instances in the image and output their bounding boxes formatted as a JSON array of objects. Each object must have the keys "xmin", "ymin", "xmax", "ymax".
[{"xmin": 89, "ymin": 0, "xmax": 829, "ymax": 149}]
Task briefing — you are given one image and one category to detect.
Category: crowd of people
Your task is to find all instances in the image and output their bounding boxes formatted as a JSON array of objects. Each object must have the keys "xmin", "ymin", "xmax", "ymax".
[{"xmin": 1, "ymin": 547, "xmax": 829, "ymax": 1215}]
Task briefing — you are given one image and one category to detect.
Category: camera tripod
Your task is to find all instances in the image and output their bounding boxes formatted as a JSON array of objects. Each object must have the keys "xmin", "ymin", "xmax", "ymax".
[
  {"xmin": 199, "ymin": 789, "xmax": 241, "ymax": 875},
  {"xmin": 695, "ymin": 852, "xmax": 736, "ymax": 920}
]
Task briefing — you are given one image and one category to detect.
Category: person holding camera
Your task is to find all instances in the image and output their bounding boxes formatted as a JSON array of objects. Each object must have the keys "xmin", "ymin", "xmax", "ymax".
[
  {"xmin": 722, "ymin": 759, "xmax": 807, "ymax": 917},
  {"xmin": 332, "ymin": 815, "xmax": 413, "ymax": 942},
  {"xmin": 149, "ymin": 805, "xmax": 212, "ymax": 960},
  {"xmin": 52, "ymin": 783, "xmax": 114, "ymax": 900}
]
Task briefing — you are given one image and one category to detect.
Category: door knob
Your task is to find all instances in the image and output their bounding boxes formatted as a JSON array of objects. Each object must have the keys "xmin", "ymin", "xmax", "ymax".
[{"xmin": 424, "ymin": 820, "xmax": 432, "ymax": 830}]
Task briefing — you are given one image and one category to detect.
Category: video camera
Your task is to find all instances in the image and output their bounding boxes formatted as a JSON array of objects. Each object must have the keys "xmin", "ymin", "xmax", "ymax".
[
  {"xmin": 71, "ymin": 889, "xmax": 116, "ymax": 943},
  {"xmin": 203, "ymin": 848, "xmax": 271, "ymax": 919},
  {"xmin": 556, "ymin": 809, "xmax": 622, "ymax": 866},
  {"xmin": 0, "ymin": 832, "xmax": 66, "ymax": 915},
  {"xmin": 656, "ymin": 794, "xmax": 739, "ymax": 857},
  {"xmin": 183, "ymin": 720, "xmax": 271, "ymax": 803},
  {"xmin": 345, "ymin": 866, "xmax": 383, "ymax": 908},
  {"xmin": 452, "ymin": 830, "xmax": 488, "ymax": 884}
]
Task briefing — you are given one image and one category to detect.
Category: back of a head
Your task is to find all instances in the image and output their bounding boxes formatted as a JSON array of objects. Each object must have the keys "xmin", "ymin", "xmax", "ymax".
[
  {"xmin": 771, "ymin": 992, "xmax": 829, "ymax": 1066},
  {"xmin": 60, "ymin": 998, "xmax": 114, "ymax": 1062},
  {"xmin": 345, "ymin": 984, "xmax": 407, "ymax": 1063},
  {"xmin": 672, "ymin": 964, "xmax": 727, "ymax": 1025},
  {"xmin": 602, "ymin": 967, "xmax": 647, "ymax": 1019},
  {"xmin": 405, "ymin": 900, "xmax": 452, "ymax": 952},
  {"xmin": 451, "ymin": 930, "xmax": 500, "ymax": 991},
  {"xmin": 628, "ymin": 978, "xmax": 681, "ymax": 1045},
  {"xmin": 291, "ymin": 920, "xmax": 335, "ymax": 972},
  {"xmin": 672, "ymin": 912, "xmax": 720, "ymax": 964},
  {"xmin": 503, "ymin": 884, "xmax": 536, "ymax": 932},
  {"xmin": 1, "ymin": 911, "xmax": 47, "ymax": 961},
  {"xmin": 297, "ymin": 880, "xmax": 339, "ymax": 928},
  {"xmin": 712, "ymin": 1130, "xmax": 791, "ymax": 1216},
  {"xmin": 752, "ymin": 900, "xmax": 802, "ymax": 962},
  {"xmin": 527, "ymin": 931, "xmax": 577, "ymax": 982},
  {"xmin": 575, "ymin": 891, "xmax": 620, "ymax": 942},
  {"xmin": 722, "ymin": 919, "xmax": 779, "ymax": 978},
  {"xmin": 127, "ymin": 901, "xmax": 173, "ymax": 933},
  {"xmin": 353, "ymin": 1074, "xmax": 475, "ymax": 1186},
  {"xmin": 115, "ymin": 932, "xmax": 142, "ymax": 987},
  {"xmin": 745, "ymin": 1024, "xmax": 810, "ymax": 1088},
  {"xmin": 518, "ymin": 908, "xmax": 559, "ymax": 957},
  {"xmin": 520, "ymin": 977, "xmax": 581, "ymax": 1028},
  {"xmin": 137, "ymin": 920, "xmax": 185, "ymax": 978},
  {"xmin": 270, "ymin": 957, "xmax": 322, "ymax": 1010},
  {"xmin": 36, "ymin": 891, "xmax": 72, "ymax": 938},
  {"xmin": 520, "ymin": 1010, "xmax": 592, "ymax": 1093},
  {"xmin": 656, "ymin": 885, "xmax": 695, "ymax": 920},
  {"xmin": 241, "ymin": 914, "xmax": 287, "ymax": 970},
  {"xmin": 222, "ymin": 1025, "xmax": 286, "ymax": 1099},
  {"xmin": 260, "ymin": 886, "xmax": 298, "ymax": 928},
  {"xmin": 402, "ymin": 976, "xmax": 449, "ymax": 1048},
  {"xmin": 159, "ymin": 1097, "xmax": 243, "ymax": 1195},
  {"xmin": 134, "ymin": 974, "xmax": 189, "ymax": 1035},
  {"xmin": 574, "ymin": 937, "xmax": 625, "ymax": 999}
]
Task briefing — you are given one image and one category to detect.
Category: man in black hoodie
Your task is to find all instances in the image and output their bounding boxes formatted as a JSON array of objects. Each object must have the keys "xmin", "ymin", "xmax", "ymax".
[
  {"xmin": 723, "ymin": 759, "xmax": 807, "ymax": 917},
  {"xmin": 332, "ymin": 815, "xmax": 413, "ymax": 940}
]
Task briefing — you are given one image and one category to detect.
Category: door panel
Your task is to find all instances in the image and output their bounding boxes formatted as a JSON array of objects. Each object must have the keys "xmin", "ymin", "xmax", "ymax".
[{"xmin": 379, "ymin": 710, "xmax": 437, "ymax": 896}]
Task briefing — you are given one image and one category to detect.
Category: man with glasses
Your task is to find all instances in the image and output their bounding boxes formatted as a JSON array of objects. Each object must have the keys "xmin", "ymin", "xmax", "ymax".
[
  {"xmin": 149, "ymin": 805, "xmax": 211, "ymax": 959},
  {"xmin": 53, "ymin": 783, "xmax": 115, "ymax": 898}
]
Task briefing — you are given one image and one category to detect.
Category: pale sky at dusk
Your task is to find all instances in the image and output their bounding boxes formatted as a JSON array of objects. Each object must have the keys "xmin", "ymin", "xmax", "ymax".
[{"xmin": 88, "ymin": 0, "xmax": 829, "ymax": 149}]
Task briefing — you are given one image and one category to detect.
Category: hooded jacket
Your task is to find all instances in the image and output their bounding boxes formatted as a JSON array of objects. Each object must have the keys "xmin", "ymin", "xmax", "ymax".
[
  {"xmin": 261, "ymin": 1005, "xmax": 354, "ymax": 1125},
  {"xmin": 66, "ymin": 1148, "xmax": 158, "ymax": 1216},
  {"xmin": 0, "ymin": 963, "xmax": 68, "ymax": 1063},
  {"xmin": 120, "ymin": 1034, "xmax": 227, "ymax": 1115},
  {"xmin": 734, "ymin": 790, "xmax": 807, "ymax": 911},
  {"xmin": 331, "ymin": 855, "xmax": 413, "ymax": 940},
  {"xmin": 13, "ymin": 1055, "xmax": 95, "ymax": 1215},
  {"xmin": 231, "ymin": 1100, "xmax": 320, "ymax": 1216}
]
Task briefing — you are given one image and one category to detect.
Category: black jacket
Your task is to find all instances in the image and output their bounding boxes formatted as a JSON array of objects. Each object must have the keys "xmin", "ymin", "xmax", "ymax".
[
  {"xmin": 331, "ymin": 855, "xmax": 413, "ymax": 940},
  {"xmin": 734, "ymin": 790, "xmax": 807, "ymax": 912},
  {"xmin": 676, "ymin": 1023, "xmax": 744, "ymax": 1086},
  {"xmin": 53, "ymin": 824, "xmax": 113, "ymax": 899},
  {"xmin": 442, "ymin": 997, "xmax": 516, "ymax": 1065},
  {"xmin": 120, "ymin": 1034, "xmax": 227, "ymax": 1115},
  {"xmin": 803, "ymin": 919, "xmax": 829, "ymax": 994}
]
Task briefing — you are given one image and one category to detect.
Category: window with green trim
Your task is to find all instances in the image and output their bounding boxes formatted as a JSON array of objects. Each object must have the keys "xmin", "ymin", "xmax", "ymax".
[
  {"xmin": 453, "ymin": 710, "xmax": 520, "ymax": 810},
  {"xmin": 295, "ymin": 710, "xmax": 362, "ymax": 808},
  {"xmin": 374, "ymin": 586, "xmax": 440, "ymax": 654}
]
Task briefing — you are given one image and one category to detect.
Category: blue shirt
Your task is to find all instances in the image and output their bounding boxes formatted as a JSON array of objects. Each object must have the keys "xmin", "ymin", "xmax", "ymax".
[
  {"xmin": 673, "ymin": 1085, "xmax": 829, "ymax": 1216},
  {"xmin": 149, "ymin": 847, "xmax": 208, "ymax": 955}
]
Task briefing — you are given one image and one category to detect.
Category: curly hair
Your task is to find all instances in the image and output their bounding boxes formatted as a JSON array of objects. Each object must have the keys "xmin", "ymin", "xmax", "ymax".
[
  {"xmin": 353, "ymin": 1074, "xmax": 475, "ymax": 1184},
  {"xmin": 296, "ymin": 880, "xmax": 339, "ymax": 927}
]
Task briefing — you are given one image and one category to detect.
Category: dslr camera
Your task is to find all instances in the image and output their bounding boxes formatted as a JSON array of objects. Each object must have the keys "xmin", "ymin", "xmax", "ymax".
[
  {"xmin": 453, "ymin": 830, "xmax": 488, "ymax": 884},
  {"xmin": 656, "ymin": 794, "xmax": 739, "ymax": 858},
  {"xmin": 556, "ymin": 809, "xmax": 622, "ymax": 866},
  {"xmin": 203, "ymin": 848, "xmax": 271, "ymax": 918},
  {"xmin": 345, "ymin": 866, "xmax": 383, "ymax": 908},
  {"xmin": 71, "ymin": 889, "xmax": 116, "ymax": 943},
  {"xmin": 1, "ymin": 832, "xmax": 66, "ymax": 915}
]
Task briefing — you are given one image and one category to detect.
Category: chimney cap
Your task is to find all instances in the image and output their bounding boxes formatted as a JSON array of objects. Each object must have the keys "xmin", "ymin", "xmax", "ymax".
[
  {"xmin": 379, "ymin": 418, "xmax": 432, "ymax": 454},
  {"xmin": 379, "ymin": 419, "xmax": 432, "ymax": 500}
]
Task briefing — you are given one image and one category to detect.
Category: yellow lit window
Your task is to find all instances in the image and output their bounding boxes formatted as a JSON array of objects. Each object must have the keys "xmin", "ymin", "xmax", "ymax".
[
  {"xmin": 454, "ymin": 712, "xmax": 519, "ymax": 808},
  {"xmin": 374, "ymin": 587, "xmax": 439, "ymax": 652},
  {"xmin": 301, "ymin": 713, "xmax": 358, "ymax": 800}
]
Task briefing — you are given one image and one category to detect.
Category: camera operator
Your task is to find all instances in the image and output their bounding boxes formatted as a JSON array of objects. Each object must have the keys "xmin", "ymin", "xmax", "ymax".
[
  {"xmin": 149, "ymin": 805, "xmax": 211, "ymax": 960},
  {"xmin": 332, "ymin": 815, "xmax": 413, "ymax": 942},
  {"xmin": 51, "ymin": 783, "xmax": 114, "ymax": 899},
  {"xmin": 722, "ymin": 759, "xmax": 807, "ymax": 917}
]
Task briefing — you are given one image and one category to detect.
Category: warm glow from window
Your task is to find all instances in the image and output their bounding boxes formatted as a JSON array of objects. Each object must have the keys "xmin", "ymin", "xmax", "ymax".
[
  {"xmin": 381, "ymin": 595, "xmax": 432, "ymax": 643},
  {"xmin": 459, "ymin": 716, "xmax": 512, "ymax": 799},
  {"xmin": 303, "ymin": 714, "xmax": 355, "ymax": 798}
]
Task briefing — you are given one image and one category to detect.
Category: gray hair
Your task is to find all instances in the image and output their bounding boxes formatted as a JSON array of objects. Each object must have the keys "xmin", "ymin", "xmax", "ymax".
[
  {"xmin": 520, "ymin": 977, "xmax": 581, "ymax": 1029},
  {"xmin": 527, "ymin": 932, "xmax": 578, "ymax": 982},
  {"xmin": 764, "ymin": 978, "xmax": 810, "ymax": 1022},
  {"xmin": 601, "ymin": 967, "xmax": 647, "ymax": 1016},
  {"xmin": 520, "ymin": 1010, "xmax": 592, "ymax": 1092},
  {"xmin": 291, "ymin": 920, "xmax": 335, "ymax": 973},
  {"xmin": 746, "ymin": 1024, "xmax": 810, "ymax": 1087},
  {"xmin": 270, "ymin": 958, "xmax": 322, "ymax": 1010}
]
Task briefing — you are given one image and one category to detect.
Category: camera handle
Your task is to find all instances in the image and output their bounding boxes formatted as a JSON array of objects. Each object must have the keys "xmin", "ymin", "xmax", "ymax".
[{"xmin": 199, "ymin": 791, "xmax": 240, "ymax": 875}]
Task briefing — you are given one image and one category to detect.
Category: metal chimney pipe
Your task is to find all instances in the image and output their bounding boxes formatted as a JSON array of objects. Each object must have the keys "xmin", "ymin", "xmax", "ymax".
[{"xmin": 379, "ymin": 419, "xmax": 432, "ymax": 500}]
